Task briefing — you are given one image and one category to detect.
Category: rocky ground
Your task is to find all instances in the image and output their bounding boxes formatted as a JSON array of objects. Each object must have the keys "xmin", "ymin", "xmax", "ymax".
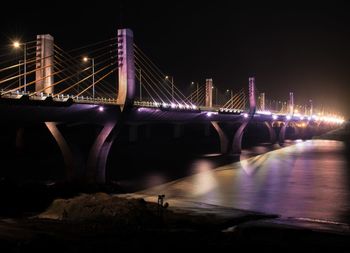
[{"xmin": 0, "ymin": 193, "xmax": 349, "ymax": 252}]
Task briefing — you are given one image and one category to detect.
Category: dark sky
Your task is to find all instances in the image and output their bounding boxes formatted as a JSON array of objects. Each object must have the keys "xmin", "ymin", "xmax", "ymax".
[{"xmin": 1, "ymin": 1, "xmax": 350, "ymax": 117}]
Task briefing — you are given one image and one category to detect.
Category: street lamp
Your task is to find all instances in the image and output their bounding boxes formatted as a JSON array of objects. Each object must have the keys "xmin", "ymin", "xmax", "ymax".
[
  {"xmin": 165, "ymin": 75, "xmax": 174, "ymax": 103},
  {"xmin": 190, "ymin": 82, "xmax": 194, "ymax": 103},
  {"xmin": 83, "ymin": 56, "xmax": 95, "ymax": 100},
  {"xmin": 212, "ymin": 86, "xmax": 218, "ymax": 105},
  {"xmin": 139, "ymin": 68, "xmax": 142, "ymax": 101},
  {"xmin": 196, "ymin": 82, "xmax": 199, "ymax": 105},
  {"xmin": 13, "ymin": 41, "xmax": 26, "ymax": 93},
  {"xmin": 18, "ymin": 60, "xmax": 22, "ymax": 89}
]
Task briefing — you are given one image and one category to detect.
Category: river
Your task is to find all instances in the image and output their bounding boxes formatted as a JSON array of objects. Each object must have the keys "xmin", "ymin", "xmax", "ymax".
[{"xmin": 134, "ymin": 140, "xmax": 350, "ymax": 224}]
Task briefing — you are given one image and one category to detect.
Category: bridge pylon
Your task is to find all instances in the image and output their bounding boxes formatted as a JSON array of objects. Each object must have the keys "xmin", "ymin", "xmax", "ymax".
[
  {"xmin": 117, "ymin": 29, "xmax": 135, "ymax": 110},
  {"xmin": 205, "ymin": 78, "xmax": 213, "ymax": 108},
  {"xmin": 259, "ymin": 92, "xmax": 265, "ymax": 111},
  {"xmin": 35, "ymin": 34, "xmax": 54, "ymax": 94},
  {"xmin": 248, "ymin": 77, "xmax": 256, "ymax": 115},
  {"xmin": 289, "ymin": 92, "xmax": 294, "ymax": 115}
]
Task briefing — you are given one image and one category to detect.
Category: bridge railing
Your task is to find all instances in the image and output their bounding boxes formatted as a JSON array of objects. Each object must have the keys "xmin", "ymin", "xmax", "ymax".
[{"xmin": 0, "ymin": 90, "xmax": 118, "ymax": 105}]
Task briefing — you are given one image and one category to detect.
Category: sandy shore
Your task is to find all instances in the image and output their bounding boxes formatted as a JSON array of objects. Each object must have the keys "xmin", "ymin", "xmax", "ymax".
[{"xmin": 0, "ymin": 193, "xmax": 347, "ymax": 252}]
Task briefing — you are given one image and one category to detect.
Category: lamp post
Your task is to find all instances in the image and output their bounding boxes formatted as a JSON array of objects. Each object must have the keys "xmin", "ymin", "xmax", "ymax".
[
  {"xmin": 18, "ymin": 60, "xmax": 22, "ymax": 89},
  {"xmin": 196, "ymin": 82, "xmax": 199, "ymax": 105},
  {"xmin": 213, "ymin": 86, "xmax": 218, "ymax": 105},
  {"xmin": 13, "ymin": 41, "xmax": 26, "ymax": 93},
  {"xmin": 190, "ymin": 81, "xmax": 194, "ymax": 103},
  {"xmin": 83, "ymin": 57, "xmax": 95, "ymax": 100},
  {"xmin": 139, "ymin": 68, "xmax": 142, "ymax": 101},
  {"xmin": 165, "ymin": 75, "xmax": 174, "ymax": 103}
]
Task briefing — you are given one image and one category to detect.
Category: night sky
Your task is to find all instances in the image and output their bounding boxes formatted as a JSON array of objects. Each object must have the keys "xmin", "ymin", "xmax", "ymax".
[{"xmin": 1, "ymin": 1, "xmax": 350, "ymax": 118}]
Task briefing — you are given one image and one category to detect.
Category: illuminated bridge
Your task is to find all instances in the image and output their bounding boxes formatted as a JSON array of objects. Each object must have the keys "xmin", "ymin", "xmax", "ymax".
[{"xmin": 0, "ymin": 29, "xmax": 344, "ymax": 184}]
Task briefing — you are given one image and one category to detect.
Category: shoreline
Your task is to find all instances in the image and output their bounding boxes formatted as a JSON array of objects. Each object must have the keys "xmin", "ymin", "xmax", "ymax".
[{"xmin": 0, "ymin": 193, "xmax": 349, "ymax": 252}]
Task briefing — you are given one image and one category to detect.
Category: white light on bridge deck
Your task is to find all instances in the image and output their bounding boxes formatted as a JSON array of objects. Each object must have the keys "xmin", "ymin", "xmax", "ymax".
[
  {"xmin": 272, "ymin": 114, "xmax": 278, "ymax": 120},
  {"xmin": 98, "ymin": 106, "xmax": 104, "ymax": 112},
  {"xmin": 257, "ymin": 110, "xmax": 272, "ymax": 115},
  {"xmin": 286, "ymin": 115, "xmax": 291, "ymax": 120},
  {"xmin": 243, "ymin": 113, "xmax": 249, "ymax": 118}
]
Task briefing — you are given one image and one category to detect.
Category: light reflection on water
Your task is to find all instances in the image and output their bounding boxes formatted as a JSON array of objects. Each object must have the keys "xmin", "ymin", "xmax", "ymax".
[{"xmin": 141, "ymin": 140, "xmax": 350, "ymax": 223}]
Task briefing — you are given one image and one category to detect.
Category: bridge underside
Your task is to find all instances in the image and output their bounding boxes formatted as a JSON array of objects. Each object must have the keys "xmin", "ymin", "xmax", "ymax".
[
  {"xmin": 0, "ymin": 103, "xmax": 338, "ymax": 184},
  {"xmin": 0, "ymin": 102, "xmax": 121, "ymax": 184}
]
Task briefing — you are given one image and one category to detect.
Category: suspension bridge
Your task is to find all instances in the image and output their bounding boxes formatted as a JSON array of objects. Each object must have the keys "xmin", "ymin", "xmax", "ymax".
[{"xmin": 0, "ymin": 29, "xmax": 344, "ymax": 184}]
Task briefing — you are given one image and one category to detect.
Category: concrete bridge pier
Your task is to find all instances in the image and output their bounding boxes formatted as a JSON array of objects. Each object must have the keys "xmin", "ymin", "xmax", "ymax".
[
  {"xmin": 86, "ymin": 121, "xmax": 119, "ymax": 184},
  {"xmin": 211, "ymin": 121, "xmax": 229, "ymax": 154},
  {"xmin": 45, "ymin": 120, "xmax": 119, "ymax": 184},
  {"xmin": 278, "ymin": 121, "xmax": 289, "ymax": 145},
  {"xmin": 232, "ymin": 119, "xmax": 250, "ymax": 154},
  {"xmin": 211, "ymin": 119, "xmax": 251, "ymax": 155},
  {"xmin": 293, "ymin": 125, "xmax": 301, "ymax": 139},
  {"xmin": 264, "ymin": 121, "xmax": 277, "ymax": 144}
]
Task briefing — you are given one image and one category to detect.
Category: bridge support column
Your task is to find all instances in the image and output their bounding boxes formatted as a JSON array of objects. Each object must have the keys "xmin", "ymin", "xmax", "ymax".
[
  {"xmin": 129, "ymin": 124, "xmax": 138, "ymax": 142},
  {"xmin": 173, "ymin": 124, "xmax": 184, "ymax": 139},
  {"xmin": 264, "ymin": 121, "xmax": 276, "ymax": 144},
  {"xmin": 279, "ymin": 121, "xmax": 289, "ymax": 144},
  {"xmin": 46, "ymin": 120, "xmax": 119, "ymax": 184},
  {"xmin": 293, "ymin": 126, "xmax": 300, "ymax": 139},
  {"xmin": 87, "ymin": 121, "xmax": 118, "ymax": 184},
  {"xmin": 211, "ymin": 121, "xmax": 229, "ymax": 154},
  {"xmin": 45, "ymin": 122, "xmax": 75, "ymax": 182},
  {"xmin": 232, "ymin": 120, "xmax": 249, "ymax": 154}
]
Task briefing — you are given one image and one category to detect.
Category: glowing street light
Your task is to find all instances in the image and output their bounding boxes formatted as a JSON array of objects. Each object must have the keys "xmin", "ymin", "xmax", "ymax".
[
  {"xmin": 13, "ymin": 41, "xmax": 27, "ymax": 92},
  {"xmin": 13, "ymin": 41, "xmax": 20, "ymax": 48},
  {"xmin": 83, "ymin": 56, "xmax": 95, "ymax": 100}
]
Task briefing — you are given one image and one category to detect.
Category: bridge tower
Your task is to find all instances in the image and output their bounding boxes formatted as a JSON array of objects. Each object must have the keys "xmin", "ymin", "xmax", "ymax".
[
  {"xmin": 205, "ymin": 78, "xmax": 213, "ymax": 108},
  {"xmin": 259, "ymin": 92, "xmax": 265, "ymax": 111},
  {"xmin": 248, "ymin": 77, "xmax": 256, "ymax": 114},
  {"xmin": 289, "ymin": 92, "xmax": 294, "ymax": 115},
  {"xmin": 117, "ymin": 29, "xmax": 135, "ymax": 109},
  {"xmin": 309, "ymin": 99, "xmax": 313, "ymax": 116},
  {"xmin": 35, "ymin": 34, "xmax": 54, "ymax": 94},
  {"xmin": 231, "ymin": 76, "xmax": 257, "ymax": 154}
]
